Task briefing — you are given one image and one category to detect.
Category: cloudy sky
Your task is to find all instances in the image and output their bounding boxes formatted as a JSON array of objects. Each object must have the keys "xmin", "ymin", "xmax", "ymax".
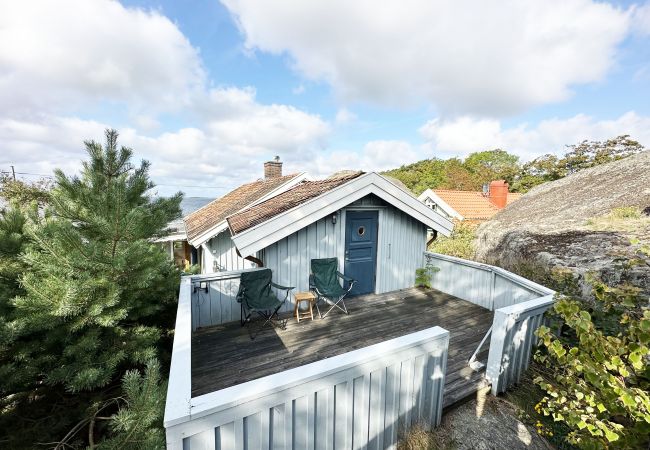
[{"xmin": 1, "ymin": 0, "xmax": 649, "ymax": 197}]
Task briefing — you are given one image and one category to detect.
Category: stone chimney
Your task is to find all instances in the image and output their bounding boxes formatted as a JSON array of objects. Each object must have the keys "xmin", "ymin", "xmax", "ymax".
[
  {"xmin": 488, "ymin": 180, "xmax": 509, "ymax": 209},
  {"xmin": 264, "ymin": 156, "xmax": 282, "ymax": 179}
]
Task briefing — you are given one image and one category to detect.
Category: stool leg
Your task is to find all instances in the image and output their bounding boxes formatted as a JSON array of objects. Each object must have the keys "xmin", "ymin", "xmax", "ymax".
[
  {"xmin": 294, "ymin": 300, "xmax": 299, "ymax": 322},
  {"xmin": 309, "ymin": 300, "xmax": 314, "ymax": 320}
]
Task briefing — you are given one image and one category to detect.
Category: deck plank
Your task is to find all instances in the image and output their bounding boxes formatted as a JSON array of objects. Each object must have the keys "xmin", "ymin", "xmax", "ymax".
[{"xmin": 191, "ymin": 287, "xmax": 493, "ymax": 405}]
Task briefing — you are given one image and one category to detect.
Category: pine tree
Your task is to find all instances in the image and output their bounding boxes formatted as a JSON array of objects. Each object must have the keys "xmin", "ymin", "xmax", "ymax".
[
  {"xmin": 95, "ymin": 357, "xmax": 167, "ymax": 450},
  {"xmin": 9, "ymin": 129, "xmax": 181, "ymax": 392}
]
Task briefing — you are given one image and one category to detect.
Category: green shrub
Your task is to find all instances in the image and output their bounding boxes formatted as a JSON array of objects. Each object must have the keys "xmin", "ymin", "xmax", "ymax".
[
  {"xmin": 429, "ymin": 222, "xmax": 476, "ymax": 260},
  {"xmin": 416, "ymin": 264, "xmax": 440, "ymax": 288},
  {"xmin": 534, "ymin": 280, "xmax": 650, "ymax": 449},
  {"xmin": 608, "ymin": 206, "xmax": 642, "ymax": 220}
]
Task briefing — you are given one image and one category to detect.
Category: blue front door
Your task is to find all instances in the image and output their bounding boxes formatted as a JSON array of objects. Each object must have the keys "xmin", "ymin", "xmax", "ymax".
[{"xmin": 344, "ymin": 210, "xmax": 378, "ymax": 296}]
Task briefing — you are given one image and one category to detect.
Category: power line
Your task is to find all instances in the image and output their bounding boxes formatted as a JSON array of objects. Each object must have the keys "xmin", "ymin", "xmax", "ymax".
[
  {"xmin": 2, "ymin": 168, "xmax": 226, "ymax": 190},
  {"xmin": 155, "ymin": 183, "xmax": 227, "ymax": 189}
]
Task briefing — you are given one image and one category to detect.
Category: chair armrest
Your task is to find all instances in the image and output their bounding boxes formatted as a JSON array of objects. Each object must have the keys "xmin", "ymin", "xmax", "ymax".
[
  {"xmin": 270, "ymin": 281, "xmax": 294, "ymax": 291},
  {"xmin": 336, "ymin": 271, "xmax": 355, "ymax": 282}
]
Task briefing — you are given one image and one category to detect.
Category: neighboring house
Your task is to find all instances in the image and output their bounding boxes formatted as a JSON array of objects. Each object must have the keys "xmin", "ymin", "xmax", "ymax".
[
  {"xmin": 418, "ymin": 180, "xmax": 522, "ymax": 223},
  {"xmin": 157, "ymin": 196, "xmax": 214, "ymax": 268},
  {"xmin": 184, "ymin": 158, "xmax": 308, "ymax": 273},
  {"xmin": 226, "ymin": 171, "xmax": 453, "ymax": 295}
]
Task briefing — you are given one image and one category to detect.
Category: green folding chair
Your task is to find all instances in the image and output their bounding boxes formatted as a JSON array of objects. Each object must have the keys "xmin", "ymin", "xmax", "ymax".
[
  {"xmin": 237, "ymin": 269, "xmax": 294, "ymax": 339},
  {"xmin": 309, "ymin": 258, "xmax": 356, "ymax": 318}
]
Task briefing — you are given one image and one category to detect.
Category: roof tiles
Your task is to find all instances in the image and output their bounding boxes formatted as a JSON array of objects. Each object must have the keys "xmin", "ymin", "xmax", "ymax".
[
  {"xmin": 433, "ymin": 189, "xmax": 522, "ymax": 220},
  {"xmin": 227, "ymin": 172, "xmax": 364, "ymax": 234},
  {"xmin": 184, "ymin": 173, "xmax": 300, "ymax": 242}
]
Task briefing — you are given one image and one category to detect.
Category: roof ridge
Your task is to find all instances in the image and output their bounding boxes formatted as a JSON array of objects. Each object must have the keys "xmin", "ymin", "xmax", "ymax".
[
  {"xmin": 227, "ymin": 172, "xmax": 364, "ymax": 234},
  {"xmin": 185, "ymin": 172, "xmax": 301, "ymax": 221},
  {"xmin": 184, "ymin": 172, "xmax": 304, "ymax": 242}
]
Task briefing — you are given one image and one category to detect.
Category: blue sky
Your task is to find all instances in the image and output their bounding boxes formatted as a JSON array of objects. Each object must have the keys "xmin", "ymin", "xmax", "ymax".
[{"xmin": 1, "ymin": 0, "xmax": 649, "ymax": 197}]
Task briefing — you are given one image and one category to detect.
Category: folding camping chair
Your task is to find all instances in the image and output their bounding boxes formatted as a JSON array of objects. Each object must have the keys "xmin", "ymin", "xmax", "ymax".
[
  {"xmin": 309, "ymin": 258, "xmax": 356, "ymax": 319},
  {"xmin": 237, "ymin": 269, "xmax": 294, "ymax": 339}
]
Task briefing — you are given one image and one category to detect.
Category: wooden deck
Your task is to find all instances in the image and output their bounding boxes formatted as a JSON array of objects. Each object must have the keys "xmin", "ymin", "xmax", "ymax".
[{"xmin": 191, "ymin": 287, "xmax": 493, "ymax": 407}]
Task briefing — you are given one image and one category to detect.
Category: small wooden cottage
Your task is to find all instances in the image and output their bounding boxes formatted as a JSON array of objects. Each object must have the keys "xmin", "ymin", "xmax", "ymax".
[
  {"xmin": 224, "ymin": 171, "xmax": 454, "ymax": 296},
  {"xmin": 183, "ymin": 159, "xmax": 307, "ymax": 272}
]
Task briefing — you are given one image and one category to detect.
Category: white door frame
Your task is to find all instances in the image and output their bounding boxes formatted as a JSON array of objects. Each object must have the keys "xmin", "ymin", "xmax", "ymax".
[{"xmin": 342, "ymin": 206, "xmax": 385, "ymax": 294}]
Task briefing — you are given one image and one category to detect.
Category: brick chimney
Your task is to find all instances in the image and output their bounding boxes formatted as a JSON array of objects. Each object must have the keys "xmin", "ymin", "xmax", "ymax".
[
  {"xmin": 264, "ymin": 156, "xmax": 282, "ymax": 179},
  {"xmin": 488, "ymin": 180, "xmax": 509, "ymax": 209}
]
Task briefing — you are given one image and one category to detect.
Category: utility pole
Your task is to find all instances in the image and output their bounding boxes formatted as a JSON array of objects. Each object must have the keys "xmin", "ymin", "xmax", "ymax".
[{"xmin": 10, "ymin": 165, "xmax": 16, "ymax": 180}]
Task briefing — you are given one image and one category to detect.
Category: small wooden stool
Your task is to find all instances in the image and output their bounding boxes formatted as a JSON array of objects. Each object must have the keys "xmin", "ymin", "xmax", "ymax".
[{"xmin": 293, "ymin": 291, "xmax": 316, "ymax": 322}]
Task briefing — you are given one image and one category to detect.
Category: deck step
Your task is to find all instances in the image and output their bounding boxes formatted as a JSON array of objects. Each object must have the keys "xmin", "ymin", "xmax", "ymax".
[{"xmin": 443, "ymin": 370, "xmax": 491, "ymax": 409}]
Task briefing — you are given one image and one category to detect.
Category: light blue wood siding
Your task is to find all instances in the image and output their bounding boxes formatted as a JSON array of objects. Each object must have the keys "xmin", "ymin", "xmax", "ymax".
[
  {"xmin": 168, "ymin": 327, "xmax": 449, "ymax": 450},
  {"xmin": 376, "ymin": 206, "xmax": 427, "ymax": 294},
  {"xmin": 262, "ymin": 214, "xmax": 345, "ymax": 314},
  {"xmin": 262, "ymin": 195, "xmax": 429, "ymax": 313},
  {"xmin": 204, "ymin": 231, "xmax": 255, "ymax": 273}
]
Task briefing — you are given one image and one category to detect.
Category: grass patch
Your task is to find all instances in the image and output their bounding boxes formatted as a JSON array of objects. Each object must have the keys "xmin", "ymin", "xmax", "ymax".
[
  {"xmin": 397, "ymin": 423, "xmax": 453, "ymax": 450},
  {"xmin": 586, "ymin": 206, "xmax": 649, "ymax": 233}
]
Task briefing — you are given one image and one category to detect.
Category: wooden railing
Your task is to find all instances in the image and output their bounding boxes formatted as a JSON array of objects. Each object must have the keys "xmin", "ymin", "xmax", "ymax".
[
  {"xmin": 423, "ymin": 252, "xmax": 555, "ymax": 394},
  {"xmin": 165, "ymin": 309, "xmax": 450, "ymax": 449},
  {"xmin": 423, "ymin": 252, "xmax": 550, "ymax": 310},
  {"xmin": 165, "ymin": 255, "xmax": 554, "ymax": 449},
  {"xmin": 189, "ymin": 268, "xmax": 266, "ymax": 330},
  {"xmin": 486, "ymin": 295, "xmax": 555, "ymax": 394}
]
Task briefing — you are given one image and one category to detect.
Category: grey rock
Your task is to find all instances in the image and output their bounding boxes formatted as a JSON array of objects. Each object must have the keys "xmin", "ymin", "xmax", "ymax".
[
  {"xmin": 475, "ymin": 151, "xmax": 650, "ymax": 299},
  {"xmin": 435, "ymin": 394, "xmax": 551, "ymax": 450}
]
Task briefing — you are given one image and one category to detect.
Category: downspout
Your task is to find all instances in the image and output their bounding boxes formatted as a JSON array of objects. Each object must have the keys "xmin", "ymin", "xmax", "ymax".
[
  {"xmin": 426, "ymin": 229, "xmax": 438, "ymax": 249},
  {"xmin": 236, "ymin": 247, "xmax": 264, "ymax": 268}
]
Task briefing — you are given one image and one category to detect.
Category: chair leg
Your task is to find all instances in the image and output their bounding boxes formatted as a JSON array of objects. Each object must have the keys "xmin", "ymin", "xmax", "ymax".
[
  {"xmin": 320, "ymin": 295, "xmax": 348, "ymax": 319},
  {"xmin": 247, "ymin": 306, "xmax": 286, "ymax": 340}
]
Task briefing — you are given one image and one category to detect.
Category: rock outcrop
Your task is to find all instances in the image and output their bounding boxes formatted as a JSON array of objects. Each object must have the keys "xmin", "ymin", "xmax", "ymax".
[{"xmin": 475, "ymin": 151, "xmax": 650, "ymax": 299}]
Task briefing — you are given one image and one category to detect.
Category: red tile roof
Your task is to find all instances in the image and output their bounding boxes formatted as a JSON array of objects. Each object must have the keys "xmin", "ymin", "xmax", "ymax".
[
  {"xmin": 228, "ymin": 172, "xmax": 364, "ymax": 234},
  {"xmin": 433, "ymin": 189, "xmax": 522, "ymax": 221},
  {"xmin": 184, "ymin": 174, "xmax": 300, "ymax": 242}
]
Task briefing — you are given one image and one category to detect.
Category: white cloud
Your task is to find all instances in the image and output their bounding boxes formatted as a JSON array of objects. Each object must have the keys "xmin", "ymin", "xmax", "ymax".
[
  {"xmin": 222, "ymin": 0, "xmax": 630, "ymax": 116},
  {"xmin": 0, "ymin": 1, "xmax": 330, "ymax": 196},
  {"xmin": 419, "ymin": 112, "xmax": 650, "ymax": 160},
  {"xmin": 0, "ymin": 0, "xmax": 205, "ymax": 116},
  {"xmin": 307, "ymin": 140, "xmax": 420, "ymax": 177},
  {"xmin": 632, "ymin": 2, "xmax": 650, "ymax": 35},
  {"xmin": 0, "ymin": 85, "xmax": 330, "ymax": 196},
  {"xmin": 335, "ymin": 108, "xmax": 357, "ymax": 125},
  {"xmin": 292, "ymin": 84, "xmax": 305, "ymax": 95}
]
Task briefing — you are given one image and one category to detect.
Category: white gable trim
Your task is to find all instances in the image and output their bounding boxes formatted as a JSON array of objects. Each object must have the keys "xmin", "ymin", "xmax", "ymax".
[
  {"xmin": 231, "ymin": 172, "xmax": 454, "ymax": 257},
  {"xmin": 187, "ymin": 173, "xmax": 309, "ymax": 247},
  {"xmin": 417, "ymin": 189, "xmax": 464, "ymax": 221}
]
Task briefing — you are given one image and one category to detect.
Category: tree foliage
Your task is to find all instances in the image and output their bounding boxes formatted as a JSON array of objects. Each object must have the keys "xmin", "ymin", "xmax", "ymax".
[
  {"xmin": 384, "ymin": 136, "xmax": 645, "ymax": 194},
  {"xmin": 428, "ymin": 222, "xmax": 477, "ymax": 260},
  {"xmin": 534, "ymin": 280, "xmax": 650, "ymax": 449},
  {"xmin": 511, "ymin": 135, "xmax": 645, "ymax": 192},
  {"xmin": 94, "ymin": 358, "xmax": 166, "ymax": 450},
  {"xmin": 0, "ymin": 175, "xmax": 52, "ymax": 205},
  {"xmin": 0, "ymin": 129, "xmax": 181, "ymax": 448}
]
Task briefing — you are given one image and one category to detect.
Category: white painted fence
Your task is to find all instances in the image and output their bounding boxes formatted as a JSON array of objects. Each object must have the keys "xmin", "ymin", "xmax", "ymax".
[
  {"xmin": 486, "ymin": 295, "xmax": 555, "ymax": 394},
  {"xmin": 423, "ymin": 252, "xmax": 549, "ymax": 310},
  {"xmin": 189, "ymin": 269, "xmax": 265, "ymax": 331},
  {"xmin": 423, "ymin": 252, "xmax": 555, "ymax": 394},
  {"xmin": 166, "ymin": 254, "xmax": 554, "ymax": 450},
  {"xmin": 165, "ymin": 317, "xmax": 450, "ymax": 450},
  {"xmin": 167, "ymin": 274, "xmax": 450, "ymax": 449}
]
